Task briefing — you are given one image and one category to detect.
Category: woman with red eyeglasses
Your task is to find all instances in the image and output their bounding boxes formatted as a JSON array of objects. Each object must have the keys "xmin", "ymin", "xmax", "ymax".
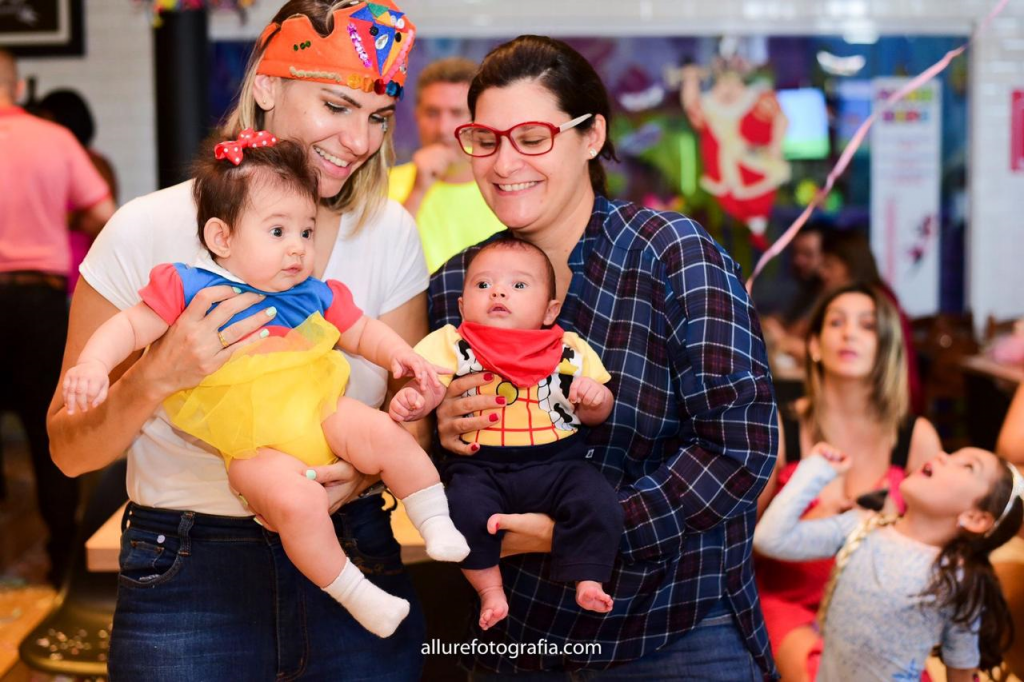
[{"xmin": 428, "ymin": 36, "xmax": 778, "ymax": 680}]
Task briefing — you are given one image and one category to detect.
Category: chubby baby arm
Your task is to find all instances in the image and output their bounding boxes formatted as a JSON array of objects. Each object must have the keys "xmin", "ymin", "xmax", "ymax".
[
  {"xmin": 337, "ymin": 315, "xmax": 445, "ymax": 393},
  {"xmin": 569, "ymin": 376, "xmax": 614, "ymax": 426},
  {"xmin": 63, "ymin": 302, "xmax": 170, "ymax": 414}
]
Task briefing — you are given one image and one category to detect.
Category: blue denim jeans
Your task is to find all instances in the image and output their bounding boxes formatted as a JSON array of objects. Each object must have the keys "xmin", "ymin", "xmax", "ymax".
[
  {"xmin": 467, "ymin": 600, "xmax": 763, "ymax": 681},
  {"xmin": 108, "ymin": 495, "xmax": 425, "ymax": 681}
]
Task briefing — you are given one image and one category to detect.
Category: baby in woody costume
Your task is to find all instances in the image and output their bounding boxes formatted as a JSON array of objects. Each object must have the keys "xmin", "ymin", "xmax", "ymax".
[
  {"xmin": 391, "ymin": 238, "xmax": 625, "ymax": 629},
  {"xmin": 62, "ymin": 2, "xmax": 468, "ymax": 640}
]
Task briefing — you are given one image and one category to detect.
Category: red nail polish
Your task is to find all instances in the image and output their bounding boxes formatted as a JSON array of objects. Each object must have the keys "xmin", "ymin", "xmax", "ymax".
[
  {"xmin": 489, "ymin": 413, "xmax": 499, "ymax": 422},
  {"xmin": 495, "ymin": 396, "xmax": 507, "ymax": 405},
  {"xmin": 470, "ymin": 443, "xmax": 480, "ymax": 452},
  {"xmin": 483, "ymin": 373, "xmax": 493, "ymax": 381}
]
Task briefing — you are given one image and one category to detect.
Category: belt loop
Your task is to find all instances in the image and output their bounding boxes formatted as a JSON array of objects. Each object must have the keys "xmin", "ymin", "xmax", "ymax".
[
  {"xmin": 120, "ymin": 502, "xmax": 135, "ymax": 533},
  {"xmin": 177, "ymin": 511, "xmax": 195, "ymax": 557}
]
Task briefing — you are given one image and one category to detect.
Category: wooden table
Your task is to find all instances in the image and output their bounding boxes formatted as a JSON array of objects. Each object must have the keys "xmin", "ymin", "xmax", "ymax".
[
  {"xmin": 86, "ymin": 497, "xmax": 428, "ymax": 572},
  {"xmin": 961, "ymin": 355, "xmax": 1024, "ymax": 386}
]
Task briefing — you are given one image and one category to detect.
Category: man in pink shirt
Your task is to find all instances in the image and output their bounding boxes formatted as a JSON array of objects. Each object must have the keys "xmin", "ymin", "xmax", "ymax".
[{"xmin": 0, "ymin": 49, "xmax": 115, "ymax": 584}]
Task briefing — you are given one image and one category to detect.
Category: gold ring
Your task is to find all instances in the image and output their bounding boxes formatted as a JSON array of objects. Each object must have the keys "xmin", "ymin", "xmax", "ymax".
[{"xmin": 218, "ymin": 331, "xmax": 230, "ymax": 348}]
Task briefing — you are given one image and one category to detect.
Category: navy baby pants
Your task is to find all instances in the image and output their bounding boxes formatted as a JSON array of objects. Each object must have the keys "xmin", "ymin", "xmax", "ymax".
[{"xmin": 443, "ymin": 438, "xmax": 624, "ymax": 583}]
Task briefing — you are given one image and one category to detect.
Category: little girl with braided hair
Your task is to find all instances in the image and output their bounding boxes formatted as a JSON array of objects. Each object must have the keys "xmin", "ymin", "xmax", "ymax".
[
  {"xmin": 62, "ymin": 130, "xmax": 468, "ymax": 638},
  {"xmin": 755, "ymin": 442, "xmax": 1024, "ymax": 681}
]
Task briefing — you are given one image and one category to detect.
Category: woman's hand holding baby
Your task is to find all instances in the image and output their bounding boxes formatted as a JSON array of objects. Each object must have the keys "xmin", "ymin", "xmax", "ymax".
[
  {"xmin": 436, "ymin": 373, "xmax": 505, "ymax": 456},
  {"xmin": 142, "ymin": 285, "xmax": 269, "ymax": 398}
]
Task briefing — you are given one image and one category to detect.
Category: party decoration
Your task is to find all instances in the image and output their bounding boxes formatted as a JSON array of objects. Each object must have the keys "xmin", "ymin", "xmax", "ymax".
[
  {"xmin": 679, "ymin": 59, "xmax": 790, "ymax": 251},
  {"xmin": 214, "ymin": 128, "xmax": 277, "ymax": 166},
  {"xmin": 135, "ymin": 0, "xmax": 257, "ymax": 27},
  {"xmin": 746, "ymin": 0, "xmax": 1010, "ymax": 293},
  {"xmin": 256, "ymin": 1, "xmax": 415, "ymax": 97}
]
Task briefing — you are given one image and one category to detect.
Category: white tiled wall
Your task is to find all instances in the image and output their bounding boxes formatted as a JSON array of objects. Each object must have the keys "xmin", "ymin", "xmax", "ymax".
[{"xmin": 14, "ymin": 1, "xmax": 1024, "ymax": 323}]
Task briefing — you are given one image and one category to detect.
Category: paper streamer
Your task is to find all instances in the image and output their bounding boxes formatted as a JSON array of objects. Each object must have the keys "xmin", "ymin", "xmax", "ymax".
[{"xmin": 746, "ymin": 0, "xmax": 1010, "ymax": 293}]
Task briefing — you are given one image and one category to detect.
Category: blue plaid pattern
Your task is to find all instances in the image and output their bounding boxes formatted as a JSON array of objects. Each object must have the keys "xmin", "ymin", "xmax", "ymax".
[{"xmin": 429, "ymin": 196, "xmax": 778, "ymax": 676}]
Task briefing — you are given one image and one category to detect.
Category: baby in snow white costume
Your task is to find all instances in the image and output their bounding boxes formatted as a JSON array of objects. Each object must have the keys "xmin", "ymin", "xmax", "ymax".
[
  {"xmin": 62, "ymin": 134, "xmax": 468, "ymax": 639},
  {"xmin": 391, "ymin": 238, "xmax": 624, "ymax": 630}
]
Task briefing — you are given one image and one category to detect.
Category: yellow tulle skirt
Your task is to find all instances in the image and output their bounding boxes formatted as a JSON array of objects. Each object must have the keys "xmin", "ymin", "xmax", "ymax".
[{"xmin": 163, "ymin": 313, "xmax": 349, "ymax": 468}]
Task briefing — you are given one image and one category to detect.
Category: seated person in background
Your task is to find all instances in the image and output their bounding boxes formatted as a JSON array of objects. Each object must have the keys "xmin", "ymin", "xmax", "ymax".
[
  {"xmin": 755, "ymin": 283, "xmax": 941, "ymax": 681},
  {"xmin": 388, "ymin": 57, "xmax": 505, "ymax": 273},
  {"xmin": 817, "ymin": 228, "xmax": 922, "ymax": 414},
  {"xmin": 758, "ymin": 222, "xmax": 825, "ymax": 362},
  {"xmin": 62, "ymin": 134, "xmax": 468, "ymax": 638},
  {"xmin": 390, "ymin": 238, "xmax": 623, "ymax": 630},
  {"xmin": 755, "ymin": 443, "xmax": 1023, "ymax": 682}
]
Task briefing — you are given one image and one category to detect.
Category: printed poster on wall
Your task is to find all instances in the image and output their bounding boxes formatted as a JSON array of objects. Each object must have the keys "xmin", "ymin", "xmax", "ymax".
[
  {"xmin": 870, "ymin": 77, "xmax": 942, "ymax": 317},
  {"xmin": 1013, "ymin": 90, "xmax": 1024, "ymax": 173}
]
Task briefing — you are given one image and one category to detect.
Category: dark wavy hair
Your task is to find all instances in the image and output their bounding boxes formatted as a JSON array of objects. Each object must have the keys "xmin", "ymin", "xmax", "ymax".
[
  {"xmin": 192, "ymin": 135, "xmax": 318, "ymax": 253},
  {"xmin": 925, "ymin": 455, "xmax": 1024, "ymax": 674},
  {"xmin": 467, "ymin": 35, "xmax": 619, "ymax": 197}
]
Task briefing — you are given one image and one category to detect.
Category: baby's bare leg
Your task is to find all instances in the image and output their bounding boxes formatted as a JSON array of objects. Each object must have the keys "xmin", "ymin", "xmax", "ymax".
[
  {"xmin": 228, "ymin": 450, "xmax": 409, "ymax": 637},
  {"xmin": 463, "ymin": 567, "xmax": 508, "ymax": 630},
  {"xmin": 228, "ymin": 450, "xmax": 342, "ymax": 586},
  {"xmin": 323, "ymin": 397, "xmax": 439, "ymax": 498},
  {"xmin": 324, "ymin": 397, "xmax": 469, "ymax": 562}
]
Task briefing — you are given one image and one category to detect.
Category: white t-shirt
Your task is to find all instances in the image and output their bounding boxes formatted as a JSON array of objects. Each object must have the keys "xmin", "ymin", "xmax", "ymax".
[{"xmin": 80, "ymin": 181, "xmax": 428, "ymax": 515}]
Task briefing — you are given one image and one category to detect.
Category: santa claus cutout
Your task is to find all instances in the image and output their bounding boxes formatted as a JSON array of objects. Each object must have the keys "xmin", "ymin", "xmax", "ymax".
[{"xmin": 680, "ymin": 56, "xmax": 790, "ymax": 251}]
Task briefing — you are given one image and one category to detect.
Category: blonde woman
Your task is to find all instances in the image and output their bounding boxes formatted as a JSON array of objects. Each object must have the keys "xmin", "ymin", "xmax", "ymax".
[
  {"xmin": 45, "ymin": 1, "xmax": 428, "ymax": 678},
  {"xmin": 754, "ymin": 283, "xmax": 941, "ymax": 682}
]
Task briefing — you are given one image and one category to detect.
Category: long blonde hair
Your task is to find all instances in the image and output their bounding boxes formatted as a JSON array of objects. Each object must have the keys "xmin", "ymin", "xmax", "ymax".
[
  {"xmin": 221, "ymin": 0, "xmax": 394, "ymax": 232},
  {"xmin": 802, "ymin": 283, "xmax": 909, "ymax": 443}
]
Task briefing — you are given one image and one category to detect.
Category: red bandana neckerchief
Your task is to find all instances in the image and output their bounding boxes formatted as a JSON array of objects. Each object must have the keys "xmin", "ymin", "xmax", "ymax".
[{"xmin": 457, "ymin": 321, "xmax": 564, "ymax": 388}]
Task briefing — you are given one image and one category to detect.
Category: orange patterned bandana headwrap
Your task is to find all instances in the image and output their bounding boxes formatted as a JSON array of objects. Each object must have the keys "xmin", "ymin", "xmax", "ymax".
[{"xmin": 256, "ymin": 1, "xmax": 415, "ymax": 99}]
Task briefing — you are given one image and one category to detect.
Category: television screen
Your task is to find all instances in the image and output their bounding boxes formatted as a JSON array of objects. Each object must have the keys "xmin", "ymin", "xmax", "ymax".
[{"xmin": 777, "ymin": 88, "xmax": 831, "ymax": 160}]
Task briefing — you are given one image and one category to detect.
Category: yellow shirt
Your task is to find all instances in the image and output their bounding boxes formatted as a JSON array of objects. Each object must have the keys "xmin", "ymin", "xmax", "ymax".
[
  {"xmin": 389, "ymin": 162, "xmax": 506, "ymax": 273},
  {"xmin": 415, "ymin": 325, "xmax": 611, "ymax": 447}
]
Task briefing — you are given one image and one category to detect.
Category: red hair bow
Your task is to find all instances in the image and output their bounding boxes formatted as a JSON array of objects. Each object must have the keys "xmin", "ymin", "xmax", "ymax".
[{"xmin": 214, "ymin": 128, "xmax": 278, "ymax": 166}]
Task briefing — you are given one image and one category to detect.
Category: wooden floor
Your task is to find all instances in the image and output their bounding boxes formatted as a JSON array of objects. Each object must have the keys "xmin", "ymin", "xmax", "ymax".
[{"xmin": 0, "ymin": 417, "xmax": 57, "ymax": 681}]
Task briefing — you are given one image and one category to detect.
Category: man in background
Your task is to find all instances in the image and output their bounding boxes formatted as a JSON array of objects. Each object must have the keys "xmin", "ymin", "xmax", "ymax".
[
  {"xmin": 389, "ymin": 57, "xmax": 505, "ymax": 272},
  {"xmin": 0, "ymin": 49, "xmax": 115, "ymax": 584}
]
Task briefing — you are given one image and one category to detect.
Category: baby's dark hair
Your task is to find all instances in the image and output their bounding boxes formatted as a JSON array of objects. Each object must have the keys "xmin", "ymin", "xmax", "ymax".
[
  {"xmin": 926, "ymin": 455, "xmax": 1024, "ymax": 674},
  {"xmin": 467, "ymin": 237, "xmax": 556, "ymax": 301},
  {"xmin": 192, "ymin": 135, "xmax": 318, "ymax": 253}
]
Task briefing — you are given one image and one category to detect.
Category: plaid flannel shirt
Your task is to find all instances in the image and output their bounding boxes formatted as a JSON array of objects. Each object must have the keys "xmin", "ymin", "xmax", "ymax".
[{"xmin": 428, "ymin": 196, "xmax": 778, "ymax": 676}]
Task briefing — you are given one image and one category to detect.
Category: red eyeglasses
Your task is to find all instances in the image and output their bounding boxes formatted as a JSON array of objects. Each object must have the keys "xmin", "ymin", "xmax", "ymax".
[{"xmin": 454, "ymin": 114, "xmax": 593, "ymax": 157}]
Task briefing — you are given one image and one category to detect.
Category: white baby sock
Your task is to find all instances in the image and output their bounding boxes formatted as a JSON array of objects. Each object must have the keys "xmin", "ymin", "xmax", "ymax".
[
  {"xmin": 323, "ymin": 559, "xmax": 410, "ymax": 638},
  {"xmin": 401, "ymin": 483, "xmax": 470, "ymax": 562}
]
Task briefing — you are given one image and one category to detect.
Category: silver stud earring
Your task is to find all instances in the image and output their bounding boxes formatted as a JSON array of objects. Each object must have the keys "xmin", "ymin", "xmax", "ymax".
[{"xmin": 588, "ymin": 149, "xmax": 597, "ymax": 158}]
